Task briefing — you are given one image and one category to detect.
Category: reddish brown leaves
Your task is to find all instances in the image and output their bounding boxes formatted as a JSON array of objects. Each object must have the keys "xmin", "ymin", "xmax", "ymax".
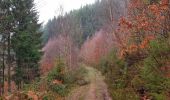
[
  {"xmin": 52, "ymin": 80, "xmax": 63, "ymax": 85},
  {"xmin": 80, "ymin": 30, "xmax": 114, "ymax": 65},
  {"xmin": 116, "ymin": 0, "xmax": 168, "ymax": 59},
  {"xmin": 27, "ymin": 91, "xmax": 38, "ymax": 100}
]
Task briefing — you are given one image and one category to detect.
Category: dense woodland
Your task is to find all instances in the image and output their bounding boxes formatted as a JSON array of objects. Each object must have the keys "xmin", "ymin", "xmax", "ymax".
[
  {"xmin": 0, "ymin": 0, "xmax": 170, "ymax": 100},
  {"xmin": 0, "ymin": 0, "xmax": 41, "ymax": 95}
]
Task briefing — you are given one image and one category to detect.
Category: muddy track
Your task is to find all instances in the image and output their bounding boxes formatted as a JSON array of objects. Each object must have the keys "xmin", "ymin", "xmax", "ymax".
[{"xmin": 66, "ymin": 66, "xmax": 112, "ymax": 100}]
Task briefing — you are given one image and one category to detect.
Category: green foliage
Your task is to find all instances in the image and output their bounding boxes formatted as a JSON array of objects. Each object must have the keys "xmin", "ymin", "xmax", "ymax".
[
  {"xmin": 0, "ymin": 97, "xmax": 3, "ymax": 100},
  {"xmin": 99, "ymin": 50, "xmax": 125, "ymax": 75},
  {"xmin": 149, "ymin": 93, "xmax": 167, "ymax": 100},
  {"xmin": 98, "ymin": 50, "xmax": 133, "ymax": 99},
  {"xmin": 132, "ymin": 38, "xmax": 170, "ymax": 99},
  {"xmin": 140, "ymin": 59, "xmax": 166, "ymax": 93},
  {"xmin": 131, "ymin": 75, "xmax": 145, "ymax": 91},
  {"xmin": 149, "ymin": 39, "xmax": 170, "ymax": 57},
  {"xmin": 98, "ymin": 36, "xmax": 170, "ymax": 99},
  {"xmin": 49, "ymin": 84, "xmax": 68, "ymax": 96},
  {"xmin": 23, "ymin": 77, "xmax": 47, "ymax": 92},
  {"xmin": 111, "ymin": 89, "xmax": 139, "ymax": 100},
  {"xmin": 73, "ymin": 66, "xmax": 89, "ymax": 86},
  {"xmin": 5, "ymin": 0, "xmax": 42, "ymax": 84},
  {"xmin": 45, "ymin": 59, "xmax": 69, "ymax": 96},
  {"xmin": 113, "ymin": 79, "xmax": 126, "ymax": 89},
  {"xmin": 138, "ymin": 39, "xmax": 170, "ymax": 93},
  {"xmin": 143, "ymin": 0, "xmax": 161, "ymax": 4},
  {"xmin": 23, "ymin": 60, "xmax": 88, "ymax": 97},
  {"xmin": 47, "ymin": 65, "xmax": 88, "ymax": 96},
  {"xmin": 47, "ymin": 59, "xmax": 65, "ymax": 82},
  {"xmin": 42, "ymin": 94, "xmax": 56, "ymax": 100},
  {"xmin": 62, "ymin": 64, "xmax": 89, "ymax": 86}
]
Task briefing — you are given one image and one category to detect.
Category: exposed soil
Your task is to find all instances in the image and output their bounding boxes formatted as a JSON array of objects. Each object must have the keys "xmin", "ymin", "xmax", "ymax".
[{"xmin": 66, "ymin": 66, "xmax": 112, "ymax": 100}]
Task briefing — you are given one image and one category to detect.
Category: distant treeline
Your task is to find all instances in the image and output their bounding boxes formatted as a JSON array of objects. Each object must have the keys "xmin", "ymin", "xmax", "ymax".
[{"xmin": 42, "ymin": 0, "xmax": 128, "ymax": 46}]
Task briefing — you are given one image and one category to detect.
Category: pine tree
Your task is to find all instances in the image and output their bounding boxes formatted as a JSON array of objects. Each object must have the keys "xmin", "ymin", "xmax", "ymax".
[
  {"xmin": 0, "ymin": 0, "xmax": 15, "ymax": 92},
  {"xmin": 11, "ymin": 0, "xmax": 41, "ymax": 88}
]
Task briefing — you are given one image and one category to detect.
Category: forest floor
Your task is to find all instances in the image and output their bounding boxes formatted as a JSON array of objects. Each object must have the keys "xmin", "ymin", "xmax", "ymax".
[{"xmin": 65, "ymin": 66, "xmax": 112, "ymax": 100}]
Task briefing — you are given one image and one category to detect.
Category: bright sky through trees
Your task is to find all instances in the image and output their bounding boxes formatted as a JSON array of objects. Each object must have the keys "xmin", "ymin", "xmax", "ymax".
[{"xmin": 34, "ymin": 0, "xmax": 96, "ymax": 24}]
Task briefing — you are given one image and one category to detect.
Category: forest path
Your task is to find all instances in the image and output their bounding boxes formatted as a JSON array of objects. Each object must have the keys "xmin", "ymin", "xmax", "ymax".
[{"xmin": 66, "ymin": 65, "xmax": 112, "ymax": 100}]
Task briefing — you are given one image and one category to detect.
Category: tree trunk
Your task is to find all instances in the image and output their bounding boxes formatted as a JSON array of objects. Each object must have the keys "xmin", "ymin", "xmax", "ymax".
[
  {"xmin": 7, "ymin": 34, "xmax": 11, "ymax": 92},
  {"xmin": 108, "ymin": 0, "xmax": 113, "ymax": 22},
  {"xmin": 2, "ymin": 40, "xmax": 5, "ymax": 94}
]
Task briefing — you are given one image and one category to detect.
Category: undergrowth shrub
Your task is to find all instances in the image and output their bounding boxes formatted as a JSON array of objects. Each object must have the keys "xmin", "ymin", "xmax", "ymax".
[
  {"xmin": 64, "ymin": 65, "xmax": 88, "ymax": 85},
  {"xmin": 111, "ymin": 88, "xmax": 139, "ymax": 100},
  {"xmin": 98, "ymin": 37, "xmax": 170, "ymax": 99},
  {"xmin": 137, "ymin": 39, "xmax": 170, "ymax": 99},
  {"xmin": 99, "ymin": 50, "xmax": 139, "ymax": 99},
  {"xmin": 149, "ymin": 93, "xmax": 167, "ymax": 100},
  {"xmin": 23, "ymin": 58, "xmax": 89, "ymax": 98},
  {"xmin": 49, "ymin": 84, "xmax": 68, "ymax": 96},
  {"xmin": 42, "ymin": 92, "xmax": 59, "ymax": 100},
  {"xmin": 47, "ymin": 58, "xmax": 65, "ymax": 82}
]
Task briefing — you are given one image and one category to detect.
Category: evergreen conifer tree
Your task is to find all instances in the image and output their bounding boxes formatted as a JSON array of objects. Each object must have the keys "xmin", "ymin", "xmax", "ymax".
[{"xmin": 11, "ymin": 0, "xmax": 41, "ymax": 88}]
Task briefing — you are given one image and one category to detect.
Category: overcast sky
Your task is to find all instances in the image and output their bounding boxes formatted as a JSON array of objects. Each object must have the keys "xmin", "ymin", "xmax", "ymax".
[{"xmin": 34, "ymin": 0, "xmax": 96, "ymax": 24}]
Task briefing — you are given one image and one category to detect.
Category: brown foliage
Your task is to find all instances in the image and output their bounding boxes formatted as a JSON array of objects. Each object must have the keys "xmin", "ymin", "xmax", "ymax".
[
  {"xmin": 52, "ymin": 80, "xmax": 63, "ymax": 85},
  {"xmin": 115, "ymin": 0, "xmax": 169, "ymax": 59},
  {"xmin": 80, "ymin": 30, "xmax": 114, "ymax": 65},
  {"xmin": 27, "ymin": 91, "xmax": 38, "ymax": 100}
]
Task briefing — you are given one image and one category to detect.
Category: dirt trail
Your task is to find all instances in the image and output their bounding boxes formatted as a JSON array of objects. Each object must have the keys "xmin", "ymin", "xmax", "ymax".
[{"xmin": 66, "ymin": 66, "xmax": 112, "ymax": 100}]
